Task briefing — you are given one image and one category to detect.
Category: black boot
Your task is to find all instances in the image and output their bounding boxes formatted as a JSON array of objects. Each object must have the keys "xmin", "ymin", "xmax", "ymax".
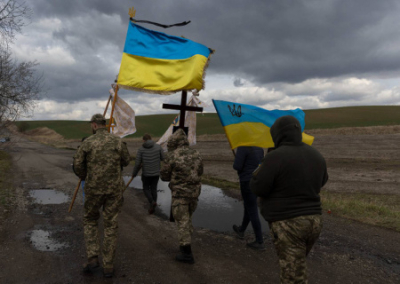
[{"xmin": 176, "ymin": 245, "xmax": 194, "ymax": 264}]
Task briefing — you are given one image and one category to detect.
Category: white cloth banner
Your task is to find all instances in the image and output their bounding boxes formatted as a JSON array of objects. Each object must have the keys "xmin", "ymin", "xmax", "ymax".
[
  {"xmin": 157, "ymin": 95, "xmax": 206, "ymax": 151},
  {"xmin": 109, "ymin": 88, "xmax": 136, "ymax": 138}
]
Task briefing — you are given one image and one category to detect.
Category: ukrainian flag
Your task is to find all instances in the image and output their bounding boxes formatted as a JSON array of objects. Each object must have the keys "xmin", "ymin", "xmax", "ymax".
[
  {"xmin": 117, "ymin": 22, "xmax": 212, "ymax": 94},
  {"xmin": 212, "ymin": 99, "xmax": 314, "ymax": 149}
]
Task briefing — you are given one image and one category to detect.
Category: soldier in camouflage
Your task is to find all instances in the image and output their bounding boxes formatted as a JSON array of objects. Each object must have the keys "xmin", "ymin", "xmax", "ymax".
[
  {"xmin": 251, "ymin": 116, "xmax": 328, "ymax": 283},
  {"xmin": 160, "ymin": 128, "xmax": 203, "ymax": 264},
  {"xmin": 73, "ymin": 113, "xmax": 130, "ymax": 278}
]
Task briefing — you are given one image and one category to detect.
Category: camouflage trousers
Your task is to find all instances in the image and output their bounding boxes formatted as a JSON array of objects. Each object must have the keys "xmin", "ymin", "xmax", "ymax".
[
  {"xmin": 83, "ymin": 193, "xmax": 124, "ymax": 269},
  {"xmin": 171, "ymin": 199, "xmax": 198, "ymax": 246},
  {"xmin": 269, "ymin": 215, "xmax": 322, "ymax": 284}
]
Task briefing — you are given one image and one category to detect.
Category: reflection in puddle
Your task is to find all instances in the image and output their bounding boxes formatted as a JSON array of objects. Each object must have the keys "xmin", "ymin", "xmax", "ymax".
[
  {"xmin": 30, "ymin": 230, "xmax": 67, "ymax": 251},
  {"xmin": 29, "ymin": 189, "xmax": 69, "ymax": 204},
  {"xmin": 124, "ymin": 176, "xmax": 269, "ymax": 233}
]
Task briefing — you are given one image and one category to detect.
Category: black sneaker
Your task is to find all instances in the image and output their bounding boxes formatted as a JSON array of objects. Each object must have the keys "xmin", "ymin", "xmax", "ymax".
[
  {"xmin": 232, "ymin": 225, "xmax": 245, "ymax": 239},
  {"xmin": 148, "ymin": 202, "xmax": 157, "ymax": 214},
  {"xmin": 246, "ymin": 241, "xmax": 266, "ymax": 251},
  {"xmin": 82, "ymin": 256, "xmax": 100, "ymax": 273},
  {"xmin": 103, "ymin": 268, "xmax": 114, "ymax": 278}
]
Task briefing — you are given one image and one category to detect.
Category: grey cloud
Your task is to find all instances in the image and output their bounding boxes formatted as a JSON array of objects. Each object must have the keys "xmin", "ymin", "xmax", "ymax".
[{"xmin": 20, "ymin": 0, "xmax": 400, "ymax": 105}]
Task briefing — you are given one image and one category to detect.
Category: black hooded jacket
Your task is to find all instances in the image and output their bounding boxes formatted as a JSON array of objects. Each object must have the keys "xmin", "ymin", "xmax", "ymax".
[{"xmin": 250, "ymin": 116, "xmax": 328, "ymax": 222}]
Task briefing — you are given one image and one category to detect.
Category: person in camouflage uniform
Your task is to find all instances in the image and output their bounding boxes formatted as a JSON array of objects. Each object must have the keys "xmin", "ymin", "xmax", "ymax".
[
  {"xmin": 73, "ymin": 114, "xmax": 130, "ymax": 278},
  {"xmin": 160, "ymin": 128, "xmax": 203, "ymax": 264},
  {"xmin": 250, "ymin": 116, "xmax": 328, "ymax": 284}
]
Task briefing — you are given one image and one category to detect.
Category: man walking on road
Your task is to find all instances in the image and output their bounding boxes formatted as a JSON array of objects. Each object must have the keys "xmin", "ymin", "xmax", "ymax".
[
  {"xmin": 161, "ymin": 129, "xmax": 203, "ymax": 264},
  {"xmin": 251, "ymin": 115, "xmax": 328, "ymax": 283},
  {"xmin": 73, "ymin": 113, "xmax": 131, "ymax": 278},
  {"xmin": 232, "ymin": 146, "xmax": 265, "ymax": 250},
  {"xmin": 132, "ymin": 133, "xmax": 164, "ymax": 214}
]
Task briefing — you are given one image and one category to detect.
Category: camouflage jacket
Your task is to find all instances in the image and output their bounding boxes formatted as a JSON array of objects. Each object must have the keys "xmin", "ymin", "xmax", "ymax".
[
  {"xmin": 73, "ymin": 128, "xmax": 130, "ymax": 195},
  {"xmin": 160, "ymin": 129, "xmax": 203, "ymax": 200}
]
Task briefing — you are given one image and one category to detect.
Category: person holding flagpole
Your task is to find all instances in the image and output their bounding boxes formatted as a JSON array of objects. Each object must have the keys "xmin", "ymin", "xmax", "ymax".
[{"xmin": 73, "ymin": 113, "xmax": 131, "ymax": 278}]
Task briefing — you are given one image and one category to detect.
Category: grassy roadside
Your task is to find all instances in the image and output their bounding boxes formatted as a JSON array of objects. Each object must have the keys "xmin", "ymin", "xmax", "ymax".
[
  {"xmin": 202, "ymin": 175, "xmax": 400, "ymax": 232},
  {"xmin": 0, "ymin": 151, "xmax": 13, "ymax": 208},
  {"xmin": 321, "ymin": 191, "xmax": 400, "ymax": 232}
]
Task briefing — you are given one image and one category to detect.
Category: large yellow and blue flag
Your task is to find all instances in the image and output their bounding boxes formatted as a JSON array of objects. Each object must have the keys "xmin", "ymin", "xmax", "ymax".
[
  {"xmin": 117, "ymin": 21, "xmax": 212, "ymax": 94},
  {"xmin": 212, "ymin": 99, "xmax": 314, "ymax": 149}
]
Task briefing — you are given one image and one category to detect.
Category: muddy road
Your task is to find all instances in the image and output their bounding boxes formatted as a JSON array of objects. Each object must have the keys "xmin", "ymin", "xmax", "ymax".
[{"xmin": 0, "ymin": 131, "xmax": 399, "ymax": 283}]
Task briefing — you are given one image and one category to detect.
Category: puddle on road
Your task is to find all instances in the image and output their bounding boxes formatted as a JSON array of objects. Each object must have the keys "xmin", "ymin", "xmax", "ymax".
[
  {"xmin": 30, "ymin": 230, "xmax": 68, "ymax": 251},
  {"xmin": 29, "ymin": 189, "xmax": 69, "ymax": 204},
  {"xmin": 124, "ymin": 176, "xmax": 269, "ymax": 233}
]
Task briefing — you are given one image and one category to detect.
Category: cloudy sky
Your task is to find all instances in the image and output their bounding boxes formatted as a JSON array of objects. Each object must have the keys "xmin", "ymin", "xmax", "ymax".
[{"xmin": 11, "ymin": 0, "xmax": 400, "ymax": 120}]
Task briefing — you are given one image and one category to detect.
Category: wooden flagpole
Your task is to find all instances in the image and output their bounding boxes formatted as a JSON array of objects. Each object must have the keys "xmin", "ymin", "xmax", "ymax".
[
  {"xmin": 108, "ymin": 86, "xmax": 119, "ymax": 132},
  {"xmin": 103, "ymin": 95, "xmax": 112, "ymax": 117},
  {"xmin": 68, "ymin": 179, "xmax": 81, "ymax": 213}
]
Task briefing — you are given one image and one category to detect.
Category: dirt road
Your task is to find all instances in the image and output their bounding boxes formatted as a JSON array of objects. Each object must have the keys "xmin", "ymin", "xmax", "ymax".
[{"xmin": 0, "ymin": 131, "xmax": 399, "ymax": 283}]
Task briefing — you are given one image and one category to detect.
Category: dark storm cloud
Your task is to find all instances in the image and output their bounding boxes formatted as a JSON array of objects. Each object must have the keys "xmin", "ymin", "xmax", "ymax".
[{"xmin": 23, "ymin": 0, "xmax": 400, "ymax": 103}]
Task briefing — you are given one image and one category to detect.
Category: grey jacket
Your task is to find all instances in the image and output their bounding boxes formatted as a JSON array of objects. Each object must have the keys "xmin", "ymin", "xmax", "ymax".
[{"xmin": 132, "ymin": 140, "xmax": 164, "ymax": 177}]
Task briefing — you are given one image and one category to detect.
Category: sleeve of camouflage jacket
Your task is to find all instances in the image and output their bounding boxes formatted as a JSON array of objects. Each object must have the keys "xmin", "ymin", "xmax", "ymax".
[
  {"xmin": 121, "ymin": 141, "xmax": 131, "ymax": 167},
  {"xmin": 160, "ymin": 154, "xmax": 173, "ymax": 181},
  {"xmin": 73, "ymin": 143, "xmax": 87, "ymax": 179}
]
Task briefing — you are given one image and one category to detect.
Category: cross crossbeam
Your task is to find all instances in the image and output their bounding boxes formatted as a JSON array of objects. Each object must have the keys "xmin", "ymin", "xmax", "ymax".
[{"xmin": 162, "ymin": 90, "xmax": 203, "ymax": 130}]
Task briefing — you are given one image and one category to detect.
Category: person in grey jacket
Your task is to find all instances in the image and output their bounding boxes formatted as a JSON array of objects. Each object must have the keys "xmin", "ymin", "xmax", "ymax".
[
  {"xmin": 250, "ymin": 115, "xmax": 328, "ymax": 283},
  {"xmin": 132, "ymin": 133, "xmax": 165, "ymax": 214}
]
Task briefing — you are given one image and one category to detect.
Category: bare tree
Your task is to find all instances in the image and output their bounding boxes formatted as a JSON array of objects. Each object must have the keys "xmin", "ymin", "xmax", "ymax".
[
  {"xmin": 0, "ymin": 0, "xmax": 30, "ymax": 45},
  {"xmin": 0, "ymin": 0, "xmax": 43, "ymax": 130}
]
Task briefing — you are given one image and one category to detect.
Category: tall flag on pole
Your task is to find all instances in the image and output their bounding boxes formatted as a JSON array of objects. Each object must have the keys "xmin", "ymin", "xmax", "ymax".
[
  {"xmin": 117, "ymin": 21, "xmax": 213, "ymax": 94},
  {"xmin": 157, "ymin": 95, "xmax": 206, "ymax": 151},
  {"xmin": 212, "ymin": 99, "xmax": 314, "ymax": 149},
  {"xmin": 109, "ymin": 88, "xmax": 136, "ymax": 138}
]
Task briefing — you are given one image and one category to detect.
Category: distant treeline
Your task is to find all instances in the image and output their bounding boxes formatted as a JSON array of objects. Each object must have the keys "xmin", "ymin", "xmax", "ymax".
[{"xmin": 14, "ymin": 106, "xmax": 400, "ymax": 140}]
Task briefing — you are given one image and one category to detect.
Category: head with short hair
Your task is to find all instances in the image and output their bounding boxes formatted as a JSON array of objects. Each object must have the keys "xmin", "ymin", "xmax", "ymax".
[
  {"xmin": 89, "ymin": 113, "xmax": 106, "ymax": 125},
  {"xmin": 142, "ymin": 133, "xmax": 152, "ymax": 141}
]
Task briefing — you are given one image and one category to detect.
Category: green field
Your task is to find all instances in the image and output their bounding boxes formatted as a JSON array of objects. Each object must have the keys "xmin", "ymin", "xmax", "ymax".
[{"xmin": 14, "ymin": 106, "xmax": 400, "ymax": 139}]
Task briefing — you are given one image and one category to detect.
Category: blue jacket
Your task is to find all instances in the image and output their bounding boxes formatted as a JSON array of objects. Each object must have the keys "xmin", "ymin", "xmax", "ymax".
[{"xmin": 233, "ymin": 146, "xmax": 264, "ymax": 182}]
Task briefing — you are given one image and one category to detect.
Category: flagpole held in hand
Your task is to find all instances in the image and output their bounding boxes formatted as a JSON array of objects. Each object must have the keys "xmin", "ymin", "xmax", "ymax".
[
  {"xmin": 124, "ymin": 176, "xmax": 134, "ymax": 191},
  {"xmin": 68, "ymin": 179, "xmax": 82, "ymax": 212}
]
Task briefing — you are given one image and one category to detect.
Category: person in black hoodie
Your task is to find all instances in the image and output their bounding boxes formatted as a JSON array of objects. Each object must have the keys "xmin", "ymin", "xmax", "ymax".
[
  {"xmin": 250, "ymin": 115, "xmax": 328, "ymax": 283},
  {"xmin": 132, "ymin": 133, "xmax": 164, "ymax": 214}
]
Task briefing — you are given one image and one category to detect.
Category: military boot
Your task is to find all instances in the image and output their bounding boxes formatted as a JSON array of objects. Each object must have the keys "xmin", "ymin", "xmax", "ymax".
[
  {"xmin": 82, "ymin": 256, "xmax": 100, "ymax": 273},
  {"xmin": 175, "ymin": 245, "xmax": 194, "ymax": 264}
]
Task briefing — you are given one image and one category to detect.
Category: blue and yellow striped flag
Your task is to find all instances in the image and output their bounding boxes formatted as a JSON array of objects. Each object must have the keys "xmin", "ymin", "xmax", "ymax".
[
  {"xmin": 212, "ymin": 99, "xmax": 314, "ymax": 149},
  {"xmin": 117, "ymin": 22, "xmax": 212, "ymax": 94}
]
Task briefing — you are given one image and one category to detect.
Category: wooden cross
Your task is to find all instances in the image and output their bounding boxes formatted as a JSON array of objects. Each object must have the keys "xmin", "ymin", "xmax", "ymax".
[{"xmin": 162, "ymin": 90, "xmax": 203, "ymax": 133}]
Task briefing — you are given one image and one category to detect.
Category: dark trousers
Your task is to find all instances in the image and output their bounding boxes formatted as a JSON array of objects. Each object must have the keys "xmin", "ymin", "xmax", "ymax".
[
  {"xmin": 240, "ymin": 180, "xmax": 263, "ymax": 243},
  {"xmin": 141, "ymin": 175, "xmax": 159, "ymax": 204}
]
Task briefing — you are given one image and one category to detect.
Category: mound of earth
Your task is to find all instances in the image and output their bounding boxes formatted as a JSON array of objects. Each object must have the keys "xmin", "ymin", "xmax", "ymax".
[{"xmin": 25, "ymin": 127, "xmax": 64, "ymax": 141}]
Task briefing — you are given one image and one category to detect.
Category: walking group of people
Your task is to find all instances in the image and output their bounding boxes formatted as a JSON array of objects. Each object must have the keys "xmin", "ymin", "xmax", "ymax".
[{"xmin": 73, "ymin": 113, "xmax": 328, "ymax": 283}]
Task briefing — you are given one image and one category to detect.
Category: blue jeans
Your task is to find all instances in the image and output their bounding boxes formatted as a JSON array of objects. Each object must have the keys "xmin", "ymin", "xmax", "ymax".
[{"xmin": 240, "ymin": 181, "xmax": 263, "ymax": 243}]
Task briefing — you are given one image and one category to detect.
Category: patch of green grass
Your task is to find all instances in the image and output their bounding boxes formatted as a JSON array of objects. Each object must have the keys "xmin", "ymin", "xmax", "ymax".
[
  {"xmin": 202, "ymin": 175, "xmax": 239, "ymax": 191},
  {"xmin": 321, "ymin": 191, "xmax": 400, "ymax": 232},
  {"xmin": 0, "ymin": 151, "xmax": 13, "ymax": 206}
]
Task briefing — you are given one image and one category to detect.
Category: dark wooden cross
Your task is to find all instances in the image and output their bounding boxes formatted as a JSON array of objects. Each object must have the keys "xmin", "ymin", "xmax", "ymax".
[{"xmin": 162, "ymin": 90, "xmax": 203, "ymax": 133}]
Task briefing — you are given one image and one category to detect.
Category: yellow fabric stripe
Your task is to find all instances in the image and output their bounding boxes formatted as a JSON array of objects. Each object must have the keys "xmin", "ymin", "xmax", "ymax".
[
  {"xmin": 118, "ymin": 53, "xmax": 208, "ymax": 92},
  {"xmin": 224, "ymin": 122, "xmax": 314, "ymax": 149}
]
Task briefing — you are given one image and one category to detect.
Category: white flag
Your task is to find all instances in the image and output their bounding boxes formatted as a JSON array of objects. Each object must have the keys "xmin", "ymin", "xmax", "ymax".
[
  {"xmin": 157, "ymin": 94, "xmax": 206, "ymax": 151},
  {"xmin": 109, "ymin": 88, "xmax": 136, "ymax": 138}
]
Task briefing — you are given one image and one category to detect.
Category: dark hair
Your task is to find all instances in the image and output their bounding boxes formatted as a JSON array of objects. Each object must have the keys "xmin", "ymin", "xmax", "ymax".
[{"xmin": 143, "ymin": 133, "xmax": 151, "ymax": 141}]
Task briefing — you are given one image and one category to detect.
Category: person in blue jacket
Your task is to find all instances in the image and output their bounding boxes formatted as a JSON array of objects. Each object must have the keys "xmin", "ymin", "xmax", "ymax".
[{"xmin": 232, "ymin": 146, "xmax": 265, "ymax": 250}]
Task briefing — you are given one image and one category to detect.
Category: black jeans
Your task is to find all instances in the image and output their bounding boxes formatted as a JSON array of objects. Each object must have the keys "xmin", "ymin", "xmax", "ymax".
[
  {"xmin": 141, "ymin": 175, "xmax": 159, "ymax": 204},
  {"xmin": 240, "ymin": 180, "xmax": 263, "ymax": 243}
]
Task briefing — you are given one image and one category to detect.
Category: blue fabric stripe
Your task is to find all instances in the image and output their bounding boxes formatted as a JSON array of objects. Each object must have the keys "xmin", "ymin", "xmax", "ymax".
[
  {"xmin": 123, "ymin": 22, "xmax": 211, "ymax": 60},
  {"xmin": 212, "ymin": 100, "xmax": 306, "ymax": 131}
]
